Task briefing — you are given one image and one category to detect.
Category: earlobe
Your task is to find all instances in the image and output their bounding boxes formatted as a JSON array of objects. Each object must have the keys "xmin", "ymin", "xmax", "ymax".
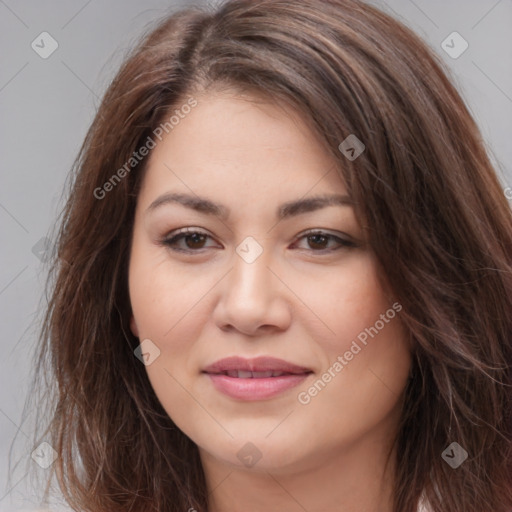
[{"xmin": 130, "ymin": 315, "xmax": 139, "ymax": 338}]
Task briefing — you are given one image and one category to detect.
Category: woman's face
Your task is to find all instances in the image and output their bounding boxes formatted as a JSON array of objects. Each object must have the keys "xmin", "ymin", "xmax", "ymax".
[{"xmin": 128, "ymin": 89, "xmax": 411, "ymax": 474}]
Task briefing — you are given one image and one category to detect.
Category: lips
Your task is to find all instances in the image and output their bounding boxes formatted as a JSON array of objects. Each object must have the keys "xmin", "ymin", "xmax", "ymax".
[
  {"xmin": 202, "ymin": 356, "xmax": 313, "ymax": 401},
  {"xmin": 220, "ymin": 370, "xmax": 292, "ymax": 378},
  {"xmin": 202, "ymin": 356, "xmax": 312, "ymax": 376}
]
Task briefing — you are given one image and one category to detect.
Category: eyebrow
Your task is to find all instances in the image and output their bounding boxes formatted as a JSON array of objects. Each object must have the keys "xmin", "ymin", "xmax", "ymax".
[{"xmin": 145, "ymin": 192, "xmax": 353, "ymax": 221}]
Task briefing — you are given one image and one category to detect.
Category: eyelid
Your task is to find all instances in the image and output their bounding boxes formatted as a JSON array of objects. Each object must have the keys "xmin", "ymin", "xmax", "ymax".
[{"xmin": 295, "ymin": 228, "xmax": 354, "ymax": 242}]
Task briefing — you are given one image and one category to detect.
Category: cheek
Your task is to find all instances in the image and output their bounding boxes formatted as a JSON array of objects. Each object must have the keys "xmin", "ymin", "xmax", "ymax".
[
  {"xmin": 128, "ymin": 249, "xmax": 211, "ymax": 432},
  {"xmin": 128, "ymin": 239, "xmax": 207, "ymax": 342},
  {"xmin": 295, "ymin": 252, "xmax": 399, "ymax": 355},
  {"xmin": 128, "ymin": 239, "xmax": 215, "ymax": 376},
  {"xmin": 294, "ymin": 253, "xmax": 410, "ymax": 423}
]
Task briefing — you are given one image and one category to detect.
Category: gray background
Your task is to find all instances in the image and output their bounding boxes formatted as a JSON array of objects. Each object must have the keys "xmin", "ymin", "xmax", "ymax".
[{"xmin": 1, "ymin": 0, "xmax": 511, "ymax": 510}]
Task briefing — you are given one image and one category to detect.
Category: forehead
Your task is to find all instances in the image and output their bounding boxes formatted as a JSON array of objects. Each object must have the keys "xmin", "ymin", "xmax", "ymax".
[{"xmin": 138, "ymin": 90, "xmax": 347, "ymax": 208}]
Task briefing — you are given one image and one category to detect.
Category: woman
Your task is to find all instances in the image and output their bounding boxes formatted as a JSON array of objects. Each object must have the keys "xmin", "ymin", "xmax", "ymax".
[{"xmin": 27, "ymin": 0, "xmax": 512, "ymax": 511}]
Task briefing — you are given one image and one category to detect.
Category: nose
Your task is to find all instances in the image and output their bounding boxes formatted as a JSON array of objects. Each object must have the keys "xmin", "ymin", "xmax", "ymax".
[{"xmin": 212, "ymin": 241, "xmax": 292, "ymax": 336}]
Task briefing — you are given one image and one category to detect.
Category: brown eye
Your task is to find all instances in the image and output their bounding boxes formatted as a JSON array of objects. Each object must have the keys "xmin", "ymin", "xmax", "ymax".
[
  {"xmin": 294, "ymin": 230, "xmax": 356, "ymax": 252},
  {"xmin": 182, "ymin": 232, "xmax": 207, "ymax": 249},
  {"xmin": 162, "ymin": 229, "xmax": 217, "ymax": 252},
  {"xmin": 306, "ymin": 234, "xmax": 330, "ymax": 250}
]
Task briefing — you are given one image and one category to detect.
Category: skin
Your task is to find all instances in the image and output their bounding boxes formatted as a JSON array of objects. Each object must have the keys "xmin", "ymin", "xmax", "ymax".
[{"xmin": 128, "ymin": 88, "xmax": 412, "ymax": 512}]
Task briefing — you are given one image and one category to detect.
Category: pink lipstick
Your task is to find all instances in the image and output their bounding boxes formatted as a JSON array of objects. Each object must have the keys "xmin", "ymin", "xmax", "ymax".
[{"xmin": 202, "ymin": 356, "xmax": 313, "ymax": 401}]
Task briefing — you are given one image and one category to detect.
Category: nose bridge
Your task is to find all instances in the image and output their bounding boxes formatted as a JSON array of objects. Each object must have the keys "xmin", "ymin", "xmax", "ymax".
[
  {"xmin": 230, "ymin": 235, "xmax": 273, "ymax": 299},
  {"xmin": 213, "ymin": 234, "xmax": 287, "ymax": 333}
]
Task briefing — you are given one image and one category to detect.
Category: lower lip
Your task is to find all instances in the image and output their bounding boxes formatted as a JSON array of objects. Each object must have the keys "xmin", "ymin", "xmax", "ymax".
[{"xmin": 205, "ymin": 372, "xmax": 311, "ymax": 400}]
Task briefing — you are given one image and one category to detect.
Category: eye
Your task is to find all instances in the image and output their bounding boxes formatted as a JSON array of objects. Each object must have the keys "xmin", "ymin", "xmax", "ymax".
[
  {"xmin": 161, "ymin": 228, "xmax": 217, "ymax": 252},
  {"xmin": 161, "ymin": 228, "xmax": 356, "ymax": 254},
  {"xmin": 292, "ymin": 230, "xmax": 357, "ymax": 252}
]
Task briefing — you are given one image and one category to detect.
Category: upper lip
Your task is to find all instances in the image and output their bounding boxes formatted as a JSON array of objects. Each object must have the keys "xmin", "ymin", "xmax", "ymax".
[{"xmin": 202, "ymin": 356, "xmax": 313, "ymax": 375}]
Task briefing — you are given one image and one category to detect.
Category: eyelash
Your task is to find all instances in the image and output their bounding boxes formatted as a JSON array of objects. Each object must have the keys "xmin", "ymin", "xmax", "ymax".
[{"xmin": 160, "ymin": 227, "xmax": 356, "ymax": 255}]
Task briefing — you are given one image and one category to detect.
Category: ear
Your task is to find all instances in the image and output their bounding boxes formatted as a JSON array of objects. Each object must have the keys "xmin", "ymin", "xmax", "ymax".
[{"xmin": 130, "ymin": 315, "xmax": 140, "ymax": 338}]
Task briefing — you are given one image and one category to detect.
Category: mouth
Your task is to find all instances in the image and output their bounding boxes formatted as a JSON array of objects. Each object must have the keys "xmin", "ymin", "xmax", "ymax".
[
  {"xmin": 211, "ymin": 370, "xmax": 306, "ymax": 378},
  {"xmin": 202, "ymin": 356, "xmax": 314, "ymax": 401}
]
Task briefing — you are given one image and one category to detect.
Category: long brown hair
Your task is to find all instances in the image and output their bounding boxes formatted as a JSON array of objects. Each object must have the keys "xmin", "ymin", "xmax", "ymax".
[{"xmin": 19, "ymin": 0, "xmax": 512, "ymax": 510}]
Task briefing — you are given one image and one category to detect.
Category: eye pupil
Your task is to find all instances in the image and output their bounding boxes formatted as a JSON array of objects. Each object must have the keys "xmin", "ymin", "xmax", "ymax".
[
  {"xmin": 186, "ymin": 233, "xmax": 206, "ymax": 248},
  {"xmin": 308, "ymin": 234, "xmax": 328, "ymax": 249}
]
